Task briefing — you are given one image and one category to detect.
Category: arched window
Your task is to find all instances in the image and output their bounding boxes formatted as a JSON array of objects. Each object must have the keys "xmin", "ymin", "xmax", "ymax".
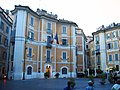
[
  {"xmin": 27, "ymin": 66, "xmax": 32, "ymax": 75},
  {"xmin": 62, "ymin": 68, "xmax": 67, "ymax": 74}
]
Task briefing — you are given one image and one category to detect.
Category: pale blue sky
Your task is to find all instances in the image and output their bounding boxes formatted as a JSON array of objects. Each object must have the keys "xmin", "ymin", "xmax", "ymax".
[{"xmin": 1, "ymin": 0, "xmax": 120, "ymax": 36}]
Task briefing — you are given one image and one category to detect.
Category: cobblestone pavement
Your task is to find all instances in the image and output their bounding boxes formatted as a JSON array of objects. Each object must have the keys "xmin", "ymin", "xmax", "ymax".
[{"xmin": 0, "ymin": 78, "xmax": 113, "ymax": 90}]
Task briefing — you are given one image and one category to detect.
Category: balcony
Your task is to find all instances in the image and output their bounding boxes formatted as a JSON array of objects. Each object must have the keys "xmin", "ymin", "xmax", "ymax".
[
  {"xmin": 46, "ymin": 29, "xmax": 52, "ymax": 34},
  {"xmin": 61, "ymin": 44, "xmax": 68, "ymax": 46},
  {"xmin": 46, "ymin": 58, "xmax": 51, "ymax": 63},
  {"xmin": 96, "ymin": 50, "xmax": 100, "ymax": 55},
  {"xmin": 10, "ymin": 37, "xmax": 15, "ymax": 44},
  {"xmin": 46, "ymin": 42, "xmax": 52, "ymax": 48},
  {"xmin": 96, "ymin": 41, "xmax": 99, "ymax": 44}
]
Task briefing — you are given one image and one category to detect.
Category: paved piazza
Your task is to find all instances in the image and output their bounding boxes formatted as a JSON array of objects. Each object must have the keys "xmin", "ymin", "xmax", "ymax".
[{"xmin": 0, "ymin": 78, "xmax": 113, "ymax": 90}]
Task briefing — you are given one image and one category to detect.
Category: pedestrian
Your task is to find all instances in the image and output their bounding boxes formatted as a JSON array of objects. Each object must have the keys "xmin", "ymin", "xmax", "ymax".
[
  {"xmin": 64, "ymin": 81, "xmax": 72, "ymax": 90},
  {"xmin": 111, "ymin": 79, "xmax": 120, "ymax": 90},
  {"xmin": 86, "ymin": 80, "xmax": 94, "ymax": 90}
]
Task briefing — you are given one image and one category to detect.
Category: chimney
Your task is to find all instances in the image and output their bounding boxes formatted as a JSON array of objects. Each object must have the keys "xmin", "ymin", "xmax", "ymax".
[{"xmin": 6, "ymin": 9, "xmax": 9, "ymax": 15}]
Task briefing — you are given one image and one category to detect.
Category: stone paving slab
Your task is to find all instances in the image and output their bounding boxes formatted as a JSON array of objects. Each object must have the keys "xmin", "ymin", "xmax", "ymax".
[{"xmin": 0, "ymin": 78, "xmax": 113, "ymax": 90}]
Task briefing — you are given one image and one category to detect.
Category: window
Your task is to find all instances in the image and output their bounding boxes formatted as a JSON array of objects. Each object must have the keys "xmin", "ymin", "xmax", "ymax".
[
  {"xmin": 115, "ymin": 54, "xmax": 118, "ymax": 61},
  {"xmin": 106, "ymin": 33, "xmax": 110, "ymax": 39},
  {"xmin": 27, "ymin": 66, "xmax": 32, "ymax": 75},
  {"xmin": 96, "ymin": 45, "xmax": 100, "ymax": 50},
  {"xmin": 107, "ymin": 43, "xmax": 112, "ymax": 49},
  {"xmin": 46, "ymin": 50, "xmax": 51, "ymax": 62},
  {"xmin": 2, "ymin": 52, "xmax": 7, "ymax": 60},
  {"xmin": 6, "ymin": 26, "xmax": 9, "ymax": 34},
  {"xmin": 0, "ymin": 35, "xmax": 1, "ymax": 43},
  {"xmin": 4, "ymin": 39, "xmax": 8, "ymax": 47},
  {"xmin": 112, "ymin": 32, "xmax": 116, "ymax": 38},
  {"xmin": 62, "ymin": 26, "xmax": 67, "ymax": 34},
  {"xmin": 28, "ymin": 48, "xmax": 32, "ymax": 58},
  {"xmin": 62, "ymin": 52, "xmax": 67, "ymax": 61},
  {"xmin": 28, "ymin": 31, "xmax": 34, "ymax": 41},
  {"xmin": 95, "ymin": 36, "xmax": 99, "ymax": 43},
  {"xmin": 86, "ymin": 45, "xmax": 88, "ymax": 49},
  {"xmin": 30, "ymin": 16, "xmax": 34, "ymax": 26},
  {"xmin": 47, "ymin": 36, "xmax": 52, "ymax": 43},
  {"xmin": 62, "ymin": 38, "xmax": 68, "ymax": 46},
  {"xmin": 62, "ymin": 68, "xmax": 67, "ymax": 74},
  {"xmin": 116, "ymin": 65, "xmax": 119, "ymax": 71},
  {"xmin": 109, "ymin": 55, "xmax": 112, "ymax": 61},
  {"xmin": 1, "ymin": 21, "xmax": 4, "ymax": 30},
  {"xmin": 114, "ymin": 41, "xmax": 118, "ymax": 49},
  {"xmin": 97, "ymin": 56, "xmax": 100, "ymax": 65},
  {"xmin": 47, "ymin": 23, "xmax": 52, "ymax": 33}
]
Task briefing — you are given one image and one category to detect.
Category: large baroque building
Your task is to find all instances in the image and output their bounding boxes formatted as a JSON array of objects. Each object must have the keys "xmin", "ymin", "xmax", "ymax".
[
  {"xmin": 92, "ymin": 23, "xmax": 120, "ymax": 74},
  {"xmin": 0, "ymin": 7, "xmax": 13, "ymax": 79},
  {"xmin": 10, "ymin": 5, "xmax": 86, "ymax": 80}
]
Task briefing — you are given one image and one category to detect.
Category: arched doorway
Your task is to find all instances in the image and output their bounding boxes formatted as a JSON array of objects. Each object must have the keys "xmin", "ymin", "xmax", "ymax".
[{"xmin": 45, "ymin": 64, "xmax": 51, "ymax": 78}]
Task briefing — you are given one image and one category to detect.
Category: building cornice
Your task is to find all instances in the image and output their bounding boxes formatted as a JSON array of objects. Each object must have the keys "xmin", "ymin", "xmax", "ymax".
[
  {"xmin": 92, "ymin": 23, "xmax": 120, "ymax": 35},
  {"xmin": 0, "ymin": 7, "xmax": 13, "ymax": 26},
  {"xmin": 0, "ymin": 12, "xmax": 12, "ymax": 26},
  {"xmin": 58, "ymin": 19, "xmax": 78, "ymax": 27},
  {"xmin": 11, "ymin": 5, "xmax": 40, "ymax": 18}
]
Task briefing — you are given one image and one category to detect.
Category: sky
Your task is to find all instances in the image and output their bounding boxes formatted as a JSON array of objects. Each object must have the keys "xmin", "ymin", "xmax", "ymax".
[{"xmin": 1, "ymin": 0, "xmax": 120, "ymax": 36}]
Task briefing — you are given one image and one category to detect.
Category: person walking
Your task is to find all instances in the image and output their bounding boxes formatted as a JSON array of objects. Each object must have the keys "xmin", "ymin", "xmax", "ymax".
[
  {"xmin": 86, "ymin": 80, "xmax": 94, "ymax": 90},
  {"xmin": 111, "ymin": 79, "xmax": 120, "ymax": 90},
  {"xmin": 64, "ymin": 81, "xmax": 72, "ymax": 90}
]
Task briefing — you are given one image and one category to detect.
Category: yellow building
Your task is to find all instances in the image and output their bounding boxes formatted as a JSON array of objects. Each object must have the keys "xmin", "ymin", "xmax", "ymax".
[
  {"xmin": 11, "ymin": 5, "xmax": 86, "ymax": 80},
  {"xmin": 0, "ymin": 7, "xmax": 13, "ymax": 79},
  {"xmin": 92, "ymin": 23, "xmax": 120, "ymax": 74}
]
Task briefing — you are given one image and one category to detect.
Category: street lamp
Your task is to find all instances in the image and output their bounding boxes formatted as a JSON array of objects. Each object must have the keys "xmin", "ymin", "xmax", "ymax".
[
  {"xmin": 23, "ymin": 38, "xmax": 27, "ymax": 80},
  {"xmin": 23, "ymin": 13, "xmax": 28, "ymax": 80}
]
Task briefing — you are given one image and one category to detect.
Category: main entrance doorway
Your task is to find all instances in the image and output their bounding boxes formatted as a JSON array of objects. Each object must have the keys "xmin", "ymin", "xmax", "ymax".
[{"xmin": 45, "ymin": 65, "xmax": 51, "ymax": 78}]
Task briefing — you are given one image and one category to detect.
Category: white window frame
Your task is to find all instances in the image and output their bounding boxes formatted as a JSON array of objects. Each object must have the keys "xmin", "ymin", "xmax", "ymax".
[
  {"xmin": 106, "ymin": 33, "xmax": 110, "ymax": 39},
  {"xmin": 95, "ymin": 36, "xmax": 99, "ymax": 42},
  {"xmin": 30, "ymin": 16, "xmax": 34, "ymax": 26},
  {"xmin": 62, "ymin": 51, "xmax": 67, "ymax": 62},
  {"xmin": 47, "ymin": 22, "xmax": 52, "ymax": 33},
  {"xmin": 62, "ymin": 38, "xmax": 68, "ymax": 46},
  {"xmin": 62, "ymin": 67, "xmax": 67, "ymax": 74},
  {"xmin": 46, "ymin": 49, "xmax": 51, "ymax": 62},
  {"xmin": 28, "ymin": 47, "xmax": 33, "ymax": 59},
  {"xmin": 114, "ymin": 53, "xmax": 119, "ymax": 61},
  {"xmin": 108, "ymin": 54, "xmax": 112, "ymax": 61},
  {"xmin": 112, "ymin": 31, "xmax": 116, "ymax": 38},
  {"xmin": 62, "ymin": 25, "xmax": 67, "ymax": 34},
  {"xmin": 97, "ymin": 55, "xmax": 100, "ymax": 65},
  {"xmin": 114, "ymin": 41, "xmax": 118, "ymax": 49},
  {"xmin": 107, "ymin": 42, "xmax": 112, "ymax": 49},
  {"xmin": 28, "ymin": 31, "xmax": 34, "ymax": 41},
  {"xmin": 26, "ymin": 65, "xmax": 33, "ymax": 75}
]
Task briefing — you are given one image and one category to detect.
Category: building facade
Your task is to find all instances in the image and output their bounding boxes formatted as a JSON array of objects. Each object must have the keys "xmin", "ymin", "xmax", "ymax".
[
  {"xmin": 76, "ymin": 28, "xmax": 87, "ymax": 77},
  {"xmin": 0, "ymin": 7, "xmax": 13, "ymax": 79},
  {"xmin": 92, "ymin": 23, "xmax": 120, "ymax": 74},
  {"xmin": 10, "ymin": 5, "xmax": 86, "ymax": 80}
]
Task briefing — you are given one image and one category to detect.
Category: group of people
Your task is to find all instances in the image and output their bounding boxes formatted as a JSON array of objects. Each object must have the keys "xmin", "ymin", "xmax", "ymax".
[
  {"xmin": 64, "ymin": 79, "xmax": 120, "ymax": 90},
  {"xmin": 64, "ymin": 80, "xmax": 94, "ymax": 90}
]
